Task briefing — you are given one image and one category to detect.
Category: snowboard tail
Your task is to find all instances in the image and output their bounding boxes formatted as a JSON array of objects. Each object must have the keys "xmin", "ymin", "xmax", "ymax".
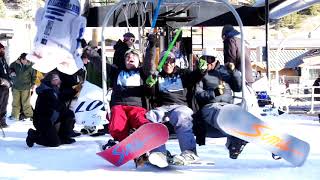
[
  {"xmin": 216, "ymin": 104, "xmax": 310, "ymax": 167},
  {"xmin": 97, "ymin": 123, "xmax": 169, "ymax": 167}
]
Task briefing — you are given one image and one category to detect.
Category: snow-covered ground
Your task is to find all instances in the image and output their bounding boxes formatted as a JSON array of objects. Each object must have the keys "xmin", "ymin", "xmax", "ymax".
[{"xmin": 1, "ymin": 113, "xmax": 320, "ymax": 180}]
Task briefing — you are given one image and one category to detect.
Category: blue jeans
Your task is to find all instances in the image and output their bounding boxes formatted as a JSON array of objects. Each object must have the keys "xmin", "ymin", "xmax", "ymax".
[{"xmin": 146, "ymin": 104, "xmax": 196, "ymax": 153}]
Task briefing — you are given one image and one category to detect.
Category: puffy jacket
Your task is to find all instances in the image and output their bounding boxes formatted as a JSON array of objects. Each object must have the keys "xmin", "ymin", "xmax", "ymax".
[{"xmin": 9, "ymin": 60, "xmax": 36, "ymax": 90}]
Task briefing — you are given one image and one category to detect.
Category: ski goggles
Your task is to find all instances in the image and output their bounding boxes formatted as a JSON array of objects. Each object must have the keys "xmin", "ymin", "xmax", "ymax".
[
  {"xmin": 164, "ymin": 57, "xmax": 176, "ymax": 64},
  {"xmin": 201, "ymin": 55, "xmax": 216, "ymax": 64}
]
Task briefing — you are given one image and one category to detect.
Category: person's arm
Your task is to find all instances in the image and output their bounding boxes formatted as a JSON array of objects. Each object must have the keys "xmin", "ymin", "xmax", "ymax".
[
  {"xmin": 181, "ymin": 67, "xmax": 206, "ymax": 88},
  {"xmin": 225, "ymin": 67, "xmax": 242, "ymax": 92},
  {"xmin": 143, "ymin": 34, "xmax": 157, "ymax": 76},
  {"xmin": 195, "ymin": 80, "xmax": 216, "ymax": 105}
]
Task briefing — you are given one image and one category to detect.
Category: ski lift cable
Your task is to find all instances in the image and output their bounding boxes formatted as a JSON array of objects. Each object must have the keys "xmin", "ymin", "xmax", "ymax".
[{"xmin": 101, "ymin": 0, "xmax": 246, "ymax": 107}]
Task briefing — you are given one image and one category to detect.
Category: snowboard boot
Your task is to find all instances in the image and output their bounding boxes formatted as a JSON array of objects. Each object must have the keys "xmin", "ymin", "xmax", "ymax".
[
  {"xmin": 172, "ymin": 150, "xmax": 200, "ymax": 165},
  {"xmin": 272, "ymin": 153, "xmax": 282, "ymax": 160},
  {"xmin": 26, "ymin": 128, "xmax": 37, "ymax": 147},
  {"xmin": 134, "ymin": 153, "xmax": 150, "ymax": 168},
  {"xmin": 101, "ymin": 139, "xmax": 118, "ymax": 150},
  {"xmin": 226, "ymin": 137, "xmax": 248, "ymax": 159},
  {"xmin": 148, "ymin": 150, "xmax": 173, "ymax": 168}
]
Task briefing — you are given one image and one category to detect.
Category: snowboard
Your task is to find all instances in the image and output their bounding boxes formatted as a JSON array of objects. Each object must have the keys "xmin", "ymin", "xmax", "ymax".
[
  {"xmin": 216, "ymin": 104, "xmax": 310, "ymax": 167},
  {"xmin": 97, "ymin": 123, "xmax": 169, "ymax": 167}
]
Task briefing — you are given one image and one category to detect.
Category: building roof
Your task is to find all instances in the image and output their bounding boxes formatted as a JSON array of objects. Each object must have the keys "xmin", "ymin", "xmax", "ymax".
[{"xmin": 214, "ymin": 49, "xmax": 318, "ymax": 70}]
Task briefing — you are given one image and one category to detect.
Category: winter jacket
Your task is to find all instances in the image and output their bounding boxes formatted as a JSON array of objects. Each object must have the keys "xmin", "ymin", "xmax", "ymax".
[
  {"xmin": 9, "ymin": 60, "xmax": 36, "ymax": 90},
  {"xmin": 193, "ymin": 62, "xmax": 242, "ymax": 145},
  {"xmin": 109, "ymin": 66, "xmax": 150, "ymax": 108},
  {"xmin": 109, "ymin": 36, "xmax": 155, "ymax": 108},
  {"xmin": 152, "ymin": 68, "xmax": 205, "ymax": 107},
  {"xmin": 195, "ymin": 62, "xmax": 242, "ymax": 108},
  {"xmin": 85, "ymin": 48, "xmax": 102, "ymax": 88},
  {"xmin": 33, "ymin": 82, "xmax": 66, "ymax": 130},
  {"xmin": 113, "ymin": 40, "xmax": 130, "ymax": 70},
  {"xmin": 0, "ymin": 57, "xmax": 11, "ymax": 87},
  {"xmin": 223, "ymin": 30, "xmax": 254, "ymax": 83}
]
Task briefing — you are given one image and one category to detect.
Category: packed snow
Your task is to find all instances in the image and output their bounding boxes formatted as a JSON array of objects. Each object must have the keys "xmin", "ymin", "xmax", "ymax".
[{"xmin": 1, "ymin": 112, "xmax": 319, "ymax": 180}]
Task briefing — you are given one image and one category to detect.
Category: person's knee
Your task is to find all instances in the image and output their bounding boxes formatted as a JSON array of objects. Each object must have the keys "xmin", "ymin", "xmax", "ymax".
[{"xmin": 170, "ymin": 111, "xmax": 193, "ymax": 130}]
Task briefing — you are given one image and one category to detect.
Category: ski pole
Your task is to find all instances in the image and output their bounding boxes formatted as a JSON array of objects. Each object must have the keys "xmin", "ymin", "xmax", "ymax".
[{"xmin": 157, "ymin": 29, "xmax": 182, "ymax": 72}]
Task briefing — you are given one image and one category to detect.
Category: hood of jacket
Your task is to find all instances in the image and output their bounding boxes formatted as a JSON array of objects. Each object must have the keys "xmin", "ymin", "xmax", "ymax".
[{"xmin": 113, "ymin": 40, "xmax": 128, "ymax": 51}]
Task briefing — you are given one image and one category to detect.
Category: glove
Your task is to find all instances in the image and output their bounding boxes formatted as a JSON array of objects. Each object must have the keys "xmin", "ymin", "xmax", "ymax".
[
  {"xmin": 0, "ymin": 78, "xmax": 11, "ymax": 88},
  {"xmin": 226, "ymin": 62, "xmax": 235, "ymax": 72},
  {"xmin": 147, "ymin": 34, "xmax": 156, "ymax": 47},
  {"xmin": 213, "ymin": 84, "xmax": 225, "ymax": 96},
  {"xmin": 146, "ymin": 74, "xmax": 157, "ymax": 87},
  {"xmin": 198, "ymin": 58, "xmax": 207, "ymax": 72}
]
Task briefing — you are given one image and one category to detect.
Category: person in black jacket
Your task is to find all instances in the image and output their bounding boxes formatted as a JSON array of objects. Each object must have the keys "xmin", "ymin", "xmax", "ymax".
[
  {"xmin": 104, "ymin": 33, "xmax": 157, "ymax": 146},
  {"xmin": 144, "ymin": 50, "xmax": 207, "ymax": 167},
  {"xmin": 193, "ymin": 51, "xmax": 247, "ymax": 159},
  {"xmin": 0, "ymin": 43, "xmax": 11, "ymax": 128},
  {"xmin": 26, "ymin": 71, "xmax": 78, "ymax": 147},
  {"xmin": 112, "ymin": 32, "xmax": 135, "ymax": 70}
]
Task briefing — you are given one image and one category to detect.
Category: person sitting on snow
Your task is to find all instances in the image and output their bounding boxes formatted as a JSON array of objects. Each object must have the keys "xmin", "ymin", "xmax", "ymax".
[
  {"xmin": 144, "ymin": 50, "xmax": 207, "ymax": 167},
  {"xmin": 26, "ymin": 71, "xmax": 80, "ymax": 147},
  {"xmin": 101, "ymin": 34, "xmax": 156, "ymax": 149},
  {"xmin": 192, "ymin": 50, "xmax": 247, "ymax": 159}
]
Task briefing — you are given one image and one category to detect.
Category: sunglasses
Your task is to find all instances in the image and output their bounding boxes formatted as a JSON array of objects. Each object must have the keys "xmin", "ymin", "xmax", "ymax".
[
  {"xmin": 202, "ymin": 56, "xmax": 216, "ymax": 64},
  {"xmin": 165, "ymin": 57, "xmax": 176, "ymax": 64}
]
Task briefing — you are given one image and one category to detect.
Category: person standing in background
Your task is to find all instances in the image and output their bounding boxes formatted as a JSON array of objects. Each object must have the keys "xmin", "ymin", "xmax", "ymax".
[
  {"xmin": 222, "ymin": 25, "xmax": 254, "ymax": 86},
  {"xmin": 0, "ymin": 43, "xmax": 11, "ymax": 128},
  {"xmin": 9, "ymin": 53, "xmax": 36, "ymax": 121},
  {"xmin": 113, "ymin": 32, "xmax": 135, "ymax": 70}
]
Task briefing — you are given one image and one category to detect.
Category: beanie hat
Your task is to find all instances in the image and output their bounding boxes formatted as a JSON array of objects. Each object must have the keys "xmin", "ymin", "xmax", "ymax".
[
  {"xmin": 19, "ymin": 53, "xmax": 27, "ymax": 60},
  {"xmin": 160, "ymin": 50, "xmax": 175, "ymax": 61},
  {"xmin": 221, "ymin": 24, "xmax": 240, "ymax": 38},
  {"xmin": 222, "ymin": 25, "xmax": 235, "ymax": 36},
  {"xmin": 124, "ymin": 48, "xmax": 142, "ymax": 60}
]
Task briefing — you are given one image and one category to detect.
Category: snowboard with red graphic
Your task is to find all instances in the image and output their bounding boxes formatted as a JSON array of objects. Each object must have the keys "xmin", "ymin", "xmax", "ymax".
[{"xmin": 97, "ymin": 123, "xmax": 169, "ymax": 167}]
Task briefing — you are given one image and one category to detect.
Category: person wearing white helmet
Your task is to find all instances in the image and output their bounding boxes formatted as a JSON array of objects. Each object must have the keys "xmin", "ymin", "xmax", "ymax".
[{"xmin": 193, "ymin": 49, "xmax": 248, "ymax": 160}]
